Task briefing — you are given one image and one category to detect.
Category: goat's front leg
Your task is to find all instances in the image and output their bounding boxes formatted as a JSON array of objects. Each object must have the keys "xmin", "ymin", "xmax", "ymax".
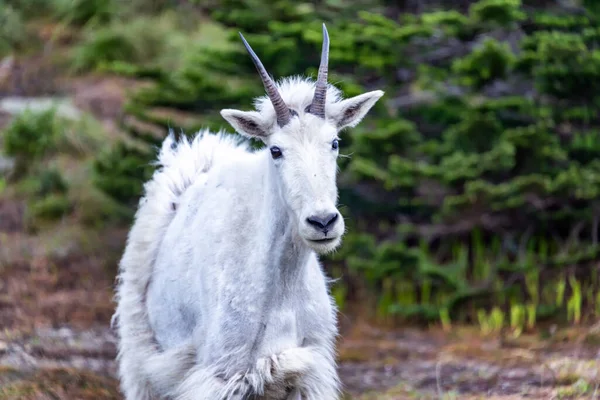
[
  {"xmin": 286, "ymin": 388, "xmax": 302, "ymax": 400},
  {"xmin": 168, "ymin": 364, "xmax": 230, "ymax": 400},
  {"xmin": 268, "ymin": 344, "xmax": 340, "ymax": 400}
]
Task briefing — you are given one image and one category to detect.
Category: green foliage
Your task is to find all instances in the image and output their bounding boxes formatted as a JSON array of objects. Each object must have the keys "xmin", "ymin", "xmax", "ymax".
[
  {"xmin": 52, "ymin": 0, "xmax": 116, "ymax": 26},
  {"xmin": 15, "ymin": 168, "xmax": 68, "ymax": 198},
  {"xmin": 117, "ymin": 0, "xmax": 180, "ymax": 16},
  {"xmin": 71, "ymin": 17, "xmax": 170, "ymax": 72},
  {"xmin": 452, "ymin": 37, "xmax": 516, "ymax": 88},
  {"xmin": 2, "ymin": 0, "xmax": 53, "ymax": 18},
  {"xmin": 93, "ymin": 141, "xmax": 154, "ymax": 205},
  {"xmin": 2, "ymin": 108, "xmax": 63, "ymax": 176},
  {"xmin": 16, "ymin": 168, "xmax": 72, "ymax": 226},
  {"xmin": 469, "ymin": 0, "xmax": 525, "ymax": 26},
  {"xmin": 1, "ymin": 106, "xmax": 103, "ymax": 177},
  {"xmin": 0, "ymin": 4, "xmax": 28, "ymax": 56},
  {"xmin": 71, "ymin": 29, "xmax": 137, "ymax": 72},
  {"xmin": 33, "ymin": 169, "xmax": 69, "ymax": 196},
  {"xmin": 204, "ymin": 0, "xmax": 317, "ymax": 32},
  {"xmin": 530, "ymin": 32, "xmax": 600, "ymax": 99},
  {"xmin": 28, "ymin": 193, "xmax": 71, "ymax": 220},
  {"xmin": 478, "ymin": 306, "xmax": 504, "ymax": 335}
]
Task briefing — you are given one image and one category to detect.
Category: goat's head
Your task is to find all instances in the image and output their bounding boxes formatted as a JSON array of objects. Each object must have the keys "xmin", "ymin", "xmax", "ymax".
[{"xmin": 221, "ymin": 24, "xmax": 384, "ymax": 254}]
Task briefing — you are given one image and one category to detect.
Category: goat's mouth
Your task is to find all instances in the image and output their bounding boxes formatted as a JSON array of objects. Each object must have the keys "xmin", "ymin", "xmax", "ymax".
[
  {"xmin": 304, "ymin": 235, "xmax": 342, "ymax": 254},
  {"xmin": 308, "ymin": 237, "xmax": 337, "ymax": 244}
]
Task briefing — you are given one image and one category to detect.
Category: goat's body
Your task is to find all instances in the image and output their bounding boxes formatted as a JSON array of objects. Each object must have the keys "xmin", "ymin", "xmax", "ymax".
[{"xmin": 114, "ymin": 129, "xmax": 339, "ymax": 399}]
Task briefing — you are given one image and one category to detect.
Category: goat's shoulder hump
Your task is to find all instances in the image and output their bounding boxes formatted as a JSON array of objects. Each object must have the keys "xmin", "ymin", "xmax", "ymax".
[{"xmin": 158, "ymin": 129, "xmax": 252, "ymax": 169}]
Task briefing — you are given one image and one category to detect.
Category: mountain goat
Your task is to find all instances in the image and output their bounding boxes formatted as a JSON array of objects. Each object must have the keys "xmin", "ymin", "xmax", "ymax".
[{"xmin": 113, "ymin": 24, "xmax": 384, "ymax": 400}]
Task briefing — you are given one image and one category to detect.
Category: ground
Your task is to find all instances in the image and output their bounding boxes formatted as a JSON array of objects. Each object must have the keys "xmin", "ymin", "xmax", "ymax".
[
  {"xmin": 1, "ymin": 197, "xmax": 600, "ymax": 399},
  {"xmin": 0, "ymin": 49, "xmax": 599, "ymax": 400}
]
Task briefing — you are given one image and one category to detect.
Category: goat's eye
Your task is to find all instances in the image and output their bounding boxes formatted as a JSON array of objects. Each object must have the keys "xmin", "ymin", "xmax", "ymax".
[
  {"xmin": 270, "ymin": 146, "xmax": 283, "ymax": 159},
  {"xmin": 331, "ymin": 139, "xmax": 339, "ymax": 150}
]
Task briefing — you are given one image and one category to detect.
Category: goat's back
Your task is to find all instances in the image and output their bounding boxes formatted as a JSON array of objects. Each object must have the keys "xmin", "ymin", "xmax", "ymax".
[{"xmin": 113, "ymin": 130, "xmax": 250, "ymax": 399}]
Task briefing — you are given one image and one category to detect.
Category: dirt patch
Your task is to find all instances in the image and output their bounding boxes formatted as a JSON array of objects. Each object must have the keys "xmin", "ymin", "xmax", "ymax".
[
  {"xmin": 68, "ymin": 76, "xmax": 138, "ymax": 123},
  {"xmin": 0, "ymin": 110, "xmax": 13, "ymax": 132},
  {"xmin": 0, "ymin": 222, "xmax": 124, "ymax": 333},
  {"xmin": 0, "ymin": 199, "xmax": 24, "ymax": 233},
  {"xmin": 2, "ymin": 319, "xmax": 598, "ymax": 399},
  {"xmin": 66, "ymin": 75, "xmax": 153, "ymax": 143},
  {"xmin": 0, "ymin": 219, "xmax": 123, "ymax": 398},
  {"xmin": 337, "ymin": 321, "xmax": 600, "ymax": 399},
  {"xmin": 0, "ymin": 55, "xmax": 63, "ymax": 97},
  {"xmin": 0, "ymin": 251, "xmax": 115, "ymax": 332}
]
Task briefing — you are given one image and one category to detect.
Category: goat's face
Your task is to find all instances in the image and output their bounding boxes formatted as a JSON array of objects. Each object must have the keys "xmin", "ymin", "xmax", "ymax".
[
  {"xmin": 221, "ymin": 90, "xmax": 383, "ymax": 254},
  {"xmin": 266, "ymin": 114, "xmax": 343, "ymax": 253},
  {"xmin": 220, "ymin": 25, "xmax": 384, "ymax": 254}
]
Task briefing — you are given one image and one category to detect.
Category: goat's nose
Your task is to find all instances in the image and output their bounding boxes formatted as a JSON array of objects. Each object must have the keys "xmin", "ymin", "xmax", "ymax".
[{"xmin": 306, "ymin": 213, "xmax": 338, "ymax": 232}]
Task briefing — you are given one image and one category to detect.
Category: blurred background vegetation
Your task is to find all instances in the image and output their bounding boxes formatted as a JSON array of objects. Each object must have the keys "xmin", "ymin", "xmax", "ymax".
[{"xmin": 1, "ymin": 0, "xmax": 600, "ymax": 338}]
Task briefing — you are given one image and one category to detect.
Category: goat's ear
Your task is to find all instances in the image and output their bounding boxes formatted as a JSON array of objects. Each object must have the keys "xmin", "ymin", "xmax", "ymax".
[
  {"xmin": 327, "ymin": 90, "xmax": 384, "ymax": 130},
  {"xmin": 220, "ymin": 109, "xmax": 270, "ymax": 140}
]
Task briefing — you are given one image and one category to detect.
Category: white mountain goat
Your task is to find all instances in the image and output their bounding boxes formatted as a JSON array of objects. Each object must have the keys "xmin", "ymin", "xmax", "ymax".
[{"xmin": 113, "ymin": 24, "xmax": 384, "ymax": 400}]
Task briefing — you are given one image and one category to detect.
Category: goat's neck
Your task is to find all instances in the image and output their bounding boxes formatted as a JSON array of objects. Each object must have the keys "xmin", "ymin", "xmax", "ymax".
[
  {"xmin": 243, "ymin": 155, "xmax": 313, "ymax": 365},
  {"xmin": 262, "ymin": 154, "xmax": 311, "ymax": 285}
]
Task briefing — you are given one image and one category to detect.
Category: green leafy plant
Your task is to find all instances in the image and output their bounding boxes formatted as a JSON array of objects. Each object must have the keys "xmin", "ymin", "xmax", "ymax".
[
  {"xmin": 2, "ymin": 108, "xmax": 64, "ymax": 177},
  {"xmin": 0, "ymin": 4, "xmax": 28, "ymax": 56},
  {"xmin": 453, "ymin": 37, "xmax": 516, "ymax": 88},
  {"xmin": 52, "ymin": 0, "xmax": 116, "ymax": 26}
]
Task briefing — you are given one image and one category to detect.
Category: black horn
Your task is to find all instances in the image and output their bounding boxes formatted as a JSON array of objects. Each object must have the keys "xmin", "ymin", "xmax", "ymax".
[
  {"xmin": 239, "ymin": 32, "xmax": 291, "ymax": 127},
  {"xmin": 308, "ymin": 23, "xmax": 329, "ymax": 119}
]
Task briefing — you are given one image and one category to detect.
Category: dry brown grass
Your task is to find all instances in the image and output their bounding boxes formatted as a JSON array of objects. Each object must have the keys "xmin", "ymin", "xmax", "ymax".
[
  {"xmin": 0, "ymin": 368, "xmax": 120, "ymax": 400},
  {"xmin": 0, "ymin": 219, "xmax": 125, "ymax": 334}
]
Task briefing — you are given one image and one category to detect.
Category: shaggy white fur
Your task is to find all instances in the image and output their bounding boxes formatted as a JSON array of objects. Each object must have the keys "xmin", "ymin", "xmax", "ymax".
[{"xmin": 113, "ymin": 74, "xmax": 383, "ymax": 400}]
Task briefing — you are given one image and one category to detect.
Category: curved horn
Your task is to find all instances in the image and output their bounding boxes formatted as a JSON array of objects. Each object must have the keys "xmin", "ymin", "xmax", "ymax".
[
  {"xmin": 309, "ymin": 23, "xmax": 330, "ymax": 119},
  {"xmin": 239, "ymin": 32, "xmax": 291, "ymax": 127}
]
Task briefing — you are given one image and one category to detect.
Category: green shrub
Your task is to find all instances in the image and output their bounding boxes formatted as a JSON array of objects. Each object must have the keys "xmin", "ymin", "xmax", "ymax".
[
  {"xmin": 38, "ymin": 169, "xmax": 69, "ymax": 195},
  {"xmin": 452, "ymin": 37, "xmax": 516, "ymax": 88},
  {"xmin": 469, "ymin": 0, "xmax": 526, "ymax": 26},
  {"xmin": 0, "ymin": 4, "xmax": 28, "ymax": 56},
  {"xmin": 2, "ymin": 108, "xmax": 64, "ymax": 177},
  {"xmin": 71, "ymin": 28, "xmax": 142, "ymax": 72},
  {"xmin": 76, "ymin": 186, "xmax": 134, "ymax": 227},
  {"xmin": 28, "ymin": 193, "xmax": 71, "ymax": 220},
  {"xmin": 117, "ymin": 0, "xmax": 181, "ymax": 16},
  {"xmin": 52, "ymin": 0, "xmax": 116, "ymax": 26},
  {"xmin": 2, "ymin": 0, "xmax": 52, "ymax": 18},
  {"xmin": 17, "ymin": 167, "xmax": 72, "ymax": 224},
  {"xmin": 93, "ymin": 141, "xmax": 154, "ymax": 205},
  {"xmin": 15, "ymin": 167, "xmax": 68, "ymax": 196},
  {"xmin": 71, "ymin": 14, "xmax": 189, "ymax": 72},
  {"xmin": 532, "ymin": 32, "xmax": 600, "ymax": 99},
  {"xmin": 3, "ymin": 108, "xmax": 61, "ymax": 159},
  {"xmin": 421, "ymin": 10, "xmax": 475, "ymax": 39}
]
